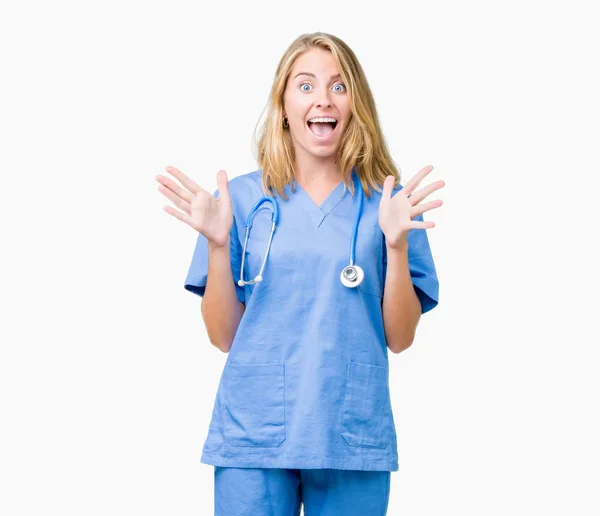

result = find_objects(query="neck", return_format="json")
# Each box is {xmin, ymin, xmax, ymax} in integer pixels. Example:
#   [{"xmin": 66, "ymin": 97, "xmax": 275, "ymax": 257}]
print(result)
[{"xmin": 293, "ymin": 154, "xmax": 344, "ymax": 186}]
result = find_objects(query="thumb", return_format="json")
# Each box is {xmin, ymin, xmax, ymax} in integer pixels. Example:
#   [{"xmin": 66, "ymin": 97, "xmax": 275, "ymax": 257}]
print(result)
[
  {"xmin": 381, "ymin": 175, "xmax": 395, "ymax": 202},
  {"xmin": 216, "ymin": 169, "xmax": 230, "ymax": 200}
]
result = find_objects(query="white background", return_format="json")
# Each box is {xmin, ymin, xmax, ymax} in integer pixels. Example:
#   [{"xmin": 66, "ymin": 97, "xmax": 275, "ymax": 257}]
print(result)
[{"xmin": 1, "ymin": 0, "xmax": 599, "ymax": 514}]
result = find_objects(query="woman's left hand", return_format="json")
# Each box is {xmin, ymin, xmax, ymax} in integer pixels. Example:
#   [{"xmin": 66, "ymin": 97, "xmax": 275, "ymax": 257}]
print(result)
[{"xmin": 378, "ymin": 165, "xmax": 445, "ymax": 249}]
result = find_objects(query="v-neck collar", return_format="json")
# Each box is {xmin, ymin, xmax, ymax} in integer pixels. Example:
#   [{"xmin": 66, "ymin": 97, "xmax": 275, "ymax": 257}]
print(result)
[{"xmin": 288, "ymin": 168, "xmax": 357, "ymax": 227}]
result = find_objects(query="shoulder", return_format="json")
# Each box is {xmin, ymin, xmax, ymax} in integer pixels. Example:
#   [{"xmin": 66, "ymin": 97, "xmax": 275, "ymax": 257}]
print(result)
[
  {"xmin": 228, "ymin": 168, "xmax": 263, "ymax": 188},
  {"xmin": 215, "ymin": 168, "xmax": 263, "ymax": 198},
  {"xmin": 224, "ymin": 169, "xmax": 269, "ymax": 221},
  {"xmin": 226, "ymin": 169, "xmax": 264, "ymax": 198}
]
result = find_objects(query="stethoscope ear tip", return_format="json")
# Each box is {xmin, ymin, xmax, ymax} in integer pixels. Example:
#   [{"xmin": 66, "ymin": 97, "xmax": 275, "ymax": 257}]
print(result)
[{"xmin": 256, "ymin": 275, "xmax": 263, "ymax": 282}]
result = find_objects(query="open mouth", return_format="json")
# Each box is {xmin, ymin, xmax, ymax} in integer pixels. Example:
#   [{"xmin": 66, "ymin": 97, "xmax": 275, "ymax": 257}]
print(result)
[{"xmin": 307, "ymin": 118, "xmax": 338, "ymax": 139}]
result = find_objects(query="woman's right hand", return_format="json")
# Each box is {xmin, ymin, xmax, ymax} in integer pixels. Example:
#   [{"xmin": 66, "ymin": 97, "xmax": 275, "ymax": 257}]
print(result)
[{"xmin": 156, "ymin": 166, "xmax": 233, "ymax": 248}]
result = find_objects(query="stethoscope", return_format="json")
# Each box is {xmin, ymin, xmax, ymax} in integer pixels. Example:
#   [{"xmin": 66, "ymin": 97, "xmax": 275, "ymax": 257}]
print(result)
[{"xmin": 238, "ymin": 169, "xmax": 364, "ymax": 288}]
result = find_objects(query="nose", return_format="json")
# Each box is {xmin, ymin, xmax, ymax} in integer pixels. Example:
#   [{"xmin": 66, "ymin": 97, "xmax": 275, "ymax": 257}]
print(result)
[{"xmin": 316, "ymin": 89, "xmax": 332, "ymax": 108}]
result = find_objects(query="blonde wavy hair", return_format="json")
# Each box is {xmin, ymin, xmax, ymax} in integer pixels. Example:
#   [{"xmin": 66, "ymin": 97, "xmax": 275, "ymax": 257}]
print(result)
[{"xmin": 252, "ymin": 32, "xmax": 401, "ymax": 200}]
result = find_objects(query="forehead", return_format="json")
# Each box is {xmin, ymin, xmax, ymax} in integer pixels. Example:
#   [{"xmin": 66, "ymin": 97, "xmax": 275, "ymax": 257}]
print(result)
[{"xmin": 290, "ymin": 47, "xmax": 340, "ymax": 76}]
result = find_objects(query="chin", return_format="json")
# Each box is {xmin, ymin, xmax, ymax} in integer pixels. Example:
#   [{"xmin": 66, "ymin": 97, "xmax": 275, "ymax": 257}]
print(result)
[{"xmin": 306, "ymin": 146, "xmax": 339, "ymax": 160}]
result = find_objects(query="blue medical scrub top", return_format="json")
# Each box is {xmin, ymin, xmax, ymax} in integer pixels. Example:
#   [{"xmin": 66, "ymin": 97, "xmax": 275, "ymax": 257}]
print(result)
[{"xmin": 184, "ymin": 168, "xmax": 439, "ymax": 472}]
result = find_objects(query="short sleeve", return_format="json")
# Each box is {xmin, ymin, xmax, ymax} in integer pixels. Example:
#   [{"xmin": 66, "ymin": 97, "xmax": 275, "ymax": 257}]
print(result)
[
  {"xmin": 383, "ymin": 213, "xmax": 439, "ymax": 314},
  {"xmin": 183, "ymin": 189, "xmax": 245, "ymax": 304}
]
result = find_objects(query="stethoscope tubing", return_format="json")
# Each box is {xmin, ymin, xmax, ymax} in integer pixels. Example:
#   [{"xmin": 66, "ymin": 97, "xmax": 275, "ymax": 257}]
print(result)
[{"xmin": 349, "ymin": 170, "xmax": 363, "ymax": 266}]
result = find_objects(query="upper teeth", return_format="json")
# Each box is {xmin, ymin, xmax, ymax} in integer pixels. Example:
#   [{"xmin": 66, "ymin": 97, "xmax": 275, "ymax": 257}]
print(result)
[{"xmin": 308, "ymin": 117, "xmax": 337, "ymax": 123}]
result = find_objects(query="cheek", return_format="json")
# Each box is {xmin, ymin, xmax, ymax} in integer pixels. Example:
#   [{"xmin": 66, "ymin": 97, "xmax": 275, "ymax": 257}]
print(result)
[{"xmin": 285, "ymin": 92, "xmax": 310, "ymax": 116}]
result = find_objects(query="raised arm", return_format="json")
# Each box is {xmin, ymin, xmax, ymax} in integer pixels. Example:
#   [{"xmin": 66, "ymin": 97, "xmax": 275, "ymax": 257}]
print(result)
[{"xmin": 157, "ymin": 166, "xmax": 245, "ymax": 353}]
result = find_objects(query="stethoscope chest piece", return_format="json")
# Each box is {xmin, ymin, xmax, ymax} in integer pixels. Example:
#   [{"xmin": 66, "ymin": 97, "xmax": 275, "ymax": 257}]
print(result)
[{"xmin": 340, "ymin": 264, "xmax": 364, "ymax": 288}]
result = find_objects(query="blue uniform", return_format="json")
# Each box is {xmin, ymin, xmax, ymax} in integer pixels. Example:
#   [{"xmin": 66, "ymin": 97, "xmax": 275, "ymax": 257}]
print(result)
[
  {"xmin": 214, "ymin": 467, "xmax": 391, "ymax": 515},
  {"xmin": 184, "ymin": 168, "xmax": 439, "ymax": 473}
]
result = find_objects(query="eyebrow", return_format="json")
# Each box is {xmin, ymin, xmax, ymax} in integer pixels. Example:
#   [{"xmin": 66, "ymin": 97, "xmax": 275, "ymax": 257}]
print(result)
[{"xmin": 293, "ymin": 72, "xmax": 342, "ymax": 80}]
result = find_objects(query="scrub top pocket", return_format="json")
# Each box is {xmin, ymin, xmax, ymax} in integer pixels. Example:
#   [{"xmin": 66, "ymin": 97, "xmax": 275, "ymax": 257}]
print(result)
[
  {"xmin": 357, "ymin": 272, "xmax": 383, "ymax": 299},
  {"xmin": 222, "ymin": 363, "xmax": 286, "ymax": 447},
  {"xmin": 341, "ymin": 362, "xmax": 392, "ymax": 449}
]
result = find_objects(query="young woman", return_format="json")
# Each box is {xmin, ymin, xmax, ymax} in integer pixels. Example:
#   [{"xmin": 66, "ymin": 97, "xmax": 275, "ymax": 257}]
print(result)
[{"xmin": 156, "ymin": 32, "xmax": 444, "ymax": 516}]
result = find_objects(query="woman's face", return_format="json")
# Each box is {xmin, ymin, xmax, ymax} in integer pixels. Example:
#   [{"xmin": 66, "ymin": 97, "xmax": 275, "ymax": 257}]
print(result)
[{"xmin": 282, "ymin": 47, "xmax": 351, "ymax": 161}]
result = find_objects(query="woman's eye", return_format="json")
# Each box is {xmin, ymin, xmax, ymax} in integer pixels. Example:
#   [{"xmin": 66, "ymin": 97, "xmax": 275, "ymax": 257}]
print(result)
[{"xmin": 299, "ymin": 82, "xmax": 346, "ymax": 93}]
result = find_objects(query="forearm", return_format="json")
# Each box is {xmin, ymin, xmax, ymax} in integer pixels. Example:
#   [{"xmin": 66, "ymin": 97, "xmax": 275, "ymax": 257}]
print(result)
[
  {"xmin": 382, "ymin": 242, "xmax": 421, "ymax": 353},
  {"xmin": 201, "ymin": 237, "xmax": 244, "ymax": 353}
]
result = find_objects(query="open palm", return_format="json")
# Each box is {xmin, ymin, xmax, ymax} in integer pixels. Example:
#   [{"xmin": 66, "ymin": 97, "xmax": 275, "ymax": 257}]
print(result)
[
  {"xmin": 378, "ymin": 165, "xmax": 445, "ymax": 248},
  {"xmin": 156, "ymin": 167, "xmax": 233, "ymax": 247}
]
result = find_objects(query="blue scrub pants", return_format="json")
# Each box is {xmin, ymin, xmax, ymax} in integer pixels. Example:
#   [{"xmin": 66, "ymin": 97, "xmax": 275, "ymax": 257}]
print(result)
[{"xmin": 214, "ymin": 467, "xmax": 391, "ymax": 515}]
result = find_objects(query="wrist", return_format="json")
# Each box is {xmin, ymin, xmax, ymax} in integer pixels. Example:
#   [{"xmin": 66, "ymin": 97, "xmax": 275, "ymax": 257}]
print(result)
[
  {"xmin": 208, "ymin": 236, "xmax": 230, "ymax": 252},
  {"xmin": 386, "ymin": 236, "xmax": 409, "ymax": 254}
]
